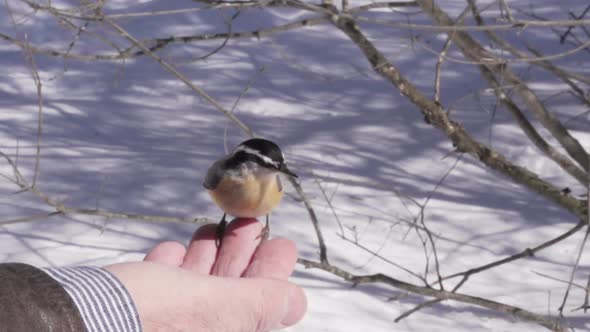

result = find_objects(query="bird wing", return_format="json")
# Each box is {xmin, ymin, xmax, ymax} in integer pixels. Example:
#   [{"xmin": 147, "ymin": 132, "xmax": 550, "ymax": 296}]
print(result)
[{"xmin": 203, "ymin": 158, "xmax": 227, "ymax": 190}]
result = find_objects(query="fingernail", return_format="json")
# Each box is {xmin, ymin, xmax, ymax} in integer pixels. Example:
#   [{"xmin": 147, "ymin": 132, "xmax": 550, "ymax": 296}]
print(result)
[{"xmin": 280, "ymin": 286, "xmax": 307, "ymax": 327}]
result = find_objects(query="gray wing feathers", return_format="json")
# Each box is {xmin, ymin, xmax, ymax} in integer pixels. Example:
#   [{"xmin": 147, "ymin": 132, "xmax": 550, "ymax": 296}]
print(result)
[{"xmin": 203, "ymin": 158, "xmax": 226, "ymax": 189}]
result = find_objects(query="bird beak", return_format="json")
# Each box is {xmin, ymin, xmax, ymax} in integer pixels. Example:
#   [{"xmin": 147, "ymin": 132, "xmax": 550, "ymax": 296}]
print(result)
[{"xmin": 279, "ymin": 164, "xmax": 298, "ymax": 178}]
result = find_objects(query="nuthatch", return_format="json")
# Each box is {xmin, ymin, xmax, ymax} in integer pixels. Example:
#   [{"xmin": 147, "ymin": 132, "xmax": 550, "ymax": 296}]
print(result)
[{"xmin": 203, "ymin": 138, "xmax": 297, "ymax": 244}]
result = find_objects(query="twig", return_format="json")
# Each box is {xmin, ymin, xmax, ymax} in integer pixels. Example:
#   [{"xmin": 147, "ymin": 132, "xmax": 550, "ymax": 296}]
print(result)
[
  {"xmin": 498, "ymin": 0, "xmax": 514, "ymax": 22},
  {"xmin": 19, "ymin": 0, "xmax": 279, "ymax": 21},
  {"xmin": 108, "ymin": 5, "xmax": 222, "ymax": 19},
  {"xmin": 5, "ymin": 0, "xmax": 43, "ymax": 189},
  {"xmin": 514, "ymin": 7, "xmax": 590, "ymax": 54},
  {"xmin": 130, "ymin": 16, "xmax": 326, "ymax": 57},
  {"xmin": 315, "ymin": 178, "xmax": 345, "ymax": 237},
  {"xmin": 583, "ymin": 274, "xmax": 590, "ymax": 312},
  {"xmin": 479, "ymin": 59, "xmax": 588, "ymax": 185},
  {"xmin": 190, "ymin": 10, "xmax": 240, "ymax": 62},
  {"xmin": 417, "ymin": 37, "xmax": 590, "ymax": 65},
  {"xmin": 558, "ymin": 226, "xmax": 589, "ymax": 315},
  {"xmin": 0, "ymin": 150, "xmax": 213, "ymax": 225},
  {"xmin": 395, "ymin": 274, "xmax": 468, "ymax": 322},
  {"xmin": 468, "ymin": 1, "xmax": 590, "ymax": 94},
  {"xmin": 24, "ymin": 36, "xmax": 43, "ymax": 189},
  {"xmin": 559, "ymin": 178, "xmax": 590, "ymax": 315},
  {"xmin": 103, "ymin": 18, "xmax": 254, "ymax": 137},
  {"xmin": 417, "ymin": 153, "xmax": 464, "ymax": 288},
  {"xmin": 390, "ymin": 208, "xmax": 587, "ymax": 320},
  {"xmin": 339, "ymin": 235, "xmax": 426, "ymax": 284},
  {"xmin": 419, "ymin": 0, "xmax": 589, "ymax": 172},
  {"xmin": 394, "ymin": 297, "xmax": 439, "ymax": 322},
  {"xmin": 462, "ymin": 1, "xmax": 589, "ymax": 186},
  {"xmin": 432, "ymin": 4, "xmax": 470, "ymax": 104},
  {"xmin": 0, "ymin": 17, "xmax": 328, "ymax": 61},
  {"xmin": 298, "ymin": 258, "xmax": 566, "ymax": 332},
  {"xmin": 224, "ymin": 66, "xmax": 266, "ymax": 154},
  {"xmin": 560, "ymin": 4, "xmax": 590, "ymax": 44},
  {"xmin": 0, "ymin": 212, "xmax": 62, "ymax": 226},
  {"xmin": 352, "ymin": 15, "xmax": 590, "ymax": 31},
  {"xmin": 291, "ymin": 176, "xmax": 329, "ymax": 264},
  {"xmin": 532, "ymin": 271, "xmax": 588, "ymax": 291},
  {"xmin": 329, "ymin": 14, "xmax": 587, "ymax": 220},
  {"xmin": 524, "ymin": 44, "xmax": 590, "ymax": 100},
  {"xmin": 433, "ymin": 35, "xmax": 453, "ymax": 104},
  {"xmin": 586, "ymin": 183, "xmax": 590, "ymax": 312},
  {"xmin": 348, "ymin": 1, "xmax": 418, "ymax": 14},
  {"xmin": 441, "ymin": 219, "xmax": 586, "ymax": 284}
]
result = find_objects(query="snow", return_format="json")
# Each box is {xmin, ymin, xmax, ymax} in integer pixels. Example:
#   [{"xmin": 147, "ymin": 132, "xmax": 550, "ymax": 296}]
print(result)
[{"xmin": 1, "ymin": 0, "xmax": 589, "ymax": 331}]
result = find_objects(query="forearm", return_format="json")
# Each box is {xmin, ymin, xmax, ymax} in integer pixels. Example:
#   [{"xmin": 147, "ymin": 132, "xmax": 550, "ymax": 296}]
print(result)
[
  {"xmin": 0, "ymin": 263, "xmax": 142, "ymax": 332},
  {"xmin": 0, "ymin": 263, "xmax": 86, "ymax": 332}
]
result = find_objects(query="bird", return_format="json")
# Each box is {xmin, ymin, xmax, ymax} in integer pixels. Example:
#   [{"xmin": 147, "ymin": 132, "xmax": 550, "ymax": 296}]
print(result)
[{"xmin": 203, "ymin": 138, "xmax": 297, "ymax": 245}]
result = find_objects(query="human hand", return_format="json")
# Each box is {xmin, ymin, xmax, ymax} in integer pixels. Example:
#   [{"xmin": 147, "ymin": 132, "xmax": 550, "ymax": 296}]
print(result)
[{"xmin": 105, "ymin": 218, "xmax": 307, "ymax": 332}]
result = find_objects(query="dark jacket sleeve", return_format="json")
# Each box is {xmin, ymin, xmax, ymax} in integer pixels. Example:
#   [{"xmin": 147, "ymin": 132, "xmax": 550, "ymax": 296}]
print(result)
[{"xmin": 0, "ymin": 263, "xmax": 86, "ymax": 332}]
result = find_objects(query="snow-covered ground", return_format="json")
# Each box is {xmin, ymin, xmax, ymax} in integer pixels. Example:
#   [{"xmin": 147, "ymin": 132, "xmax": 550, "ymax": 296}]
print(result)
[{"xmin": 1, "ymin": 0, "xmax": 589, "ymax": 331}]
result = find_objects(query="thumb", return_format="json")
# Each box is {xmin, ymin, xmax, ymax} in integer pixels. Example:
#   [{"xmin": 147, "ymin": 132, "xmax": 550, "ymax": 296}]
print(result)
[{"xmin": 105, "ymin": 262, "xmax": 307, "ymax": 332}]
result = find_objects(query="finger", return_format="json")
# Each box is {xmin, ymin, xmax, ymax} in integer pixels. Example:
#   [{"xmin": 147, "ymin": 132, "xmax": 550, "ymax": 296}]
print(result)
[
  {"xmin": 143, "ymin": 241, "xmax": 186, "ymax": 266},
  {"xmin": 243, "ymin": 237, "xmax": 298, "ymax": 279},
  {"xmin": 180, "ymin": 223, "xmax": 218, "ymax": 274},
  {"xmin": 209, "ymin": 278, "xmax": 307, "ymax": 331},
  {"xmin": 211, "ymin": 218, "xmax": 263, "ymax": 277}
]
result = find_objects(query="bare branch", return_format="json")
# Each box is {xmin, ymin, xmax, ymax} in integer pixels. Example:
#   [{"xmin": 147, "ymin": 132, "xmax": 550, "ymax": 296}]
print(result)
[
  {"xmin": 433, "ymin": 35, "xmax": 452, "ymax": 104},
  {"xmin": 532, "ymin": 271, "xmax": 589, "ymax": 292},
  {"xmin": 189, "ymin": 10, "xmax": 240, "ymax": 62},
  {"xmin": 558, "ymin": 227, "xmax": 589, "ymax": 315},
  {"xmin": 418, "ymin": 0, "xmax": 589, "ymax": 172},
  {"xmin": 27, "ymin": 44, "xmax": 42, "ymax": 189},
  {"xmin": 463, "ymin": 1, "xmax": 589, "ymax": 185},
  {"xmin": 5, "ymin": 0, "xmax": 43, "ymax": 189},
  {"xmin": 0, "ymin": 150, "xmax": 213, "ymax": 225},
  {"xmin": 560, "ymin": 4, "xmax": 590, "ymax": 44},
  {"xmin": 1, "ymin": 17, "xmax": 327, "ymax": 61},
  {"xmin": 475, "ymin": 56, "xmax": 589, "ymax": 185},
  {"xmin": 353, "ymin": 15, "xmax": 590, "ymax": 32},
  {"xmin": 315, "ymin": 178, "xmax": 345, "ymax": 237},
  {"xmin": 441, "ymin": 219, "xmax": 586, "ymax": 284},
  {"xmin": 103, "ymin": 18, "xmax": 254, "ymax": 137},
  {"xmin": 416, "ymin": 153, "xmax": 464, "ymax": 288},
  {"xmin": 498, "ymin": 0, "xmax": 514, "ymax": 22},
  {"xmin": 329, "ymin": 14, "xmax": 587, "ymax": 219},
  {"xmin": 108, "ymin": 5, "xmax": 224, "ymax": 19},
  {"xmin": 583, "ymin": 274, "xmax": 590, "ymax": 312},
  {"xmin": 291, "ymin": 176, "xmax": 329, "ymax": 264},
  {"xmin": 0, "ymin": 211, "xmax": 62, "ymax": 226},
  {"xmin": 432, "ymin": 4, "xmax": 471, "ymax": 104},
  {"xmin": 418, "ymin": 37, "xmax": 590, "ymax": 66},
  {"xmin": 468, "ymin": 2, "xmax": 590, "ymax": 93},
  {"xmin": 224, "ymin": 66, "xmax": 266, "ymax": 154},
  {"xmin": 339, "ymin": 230, "xmax": 426, "ymax": 284},
  {"xmin": 348, "ymin": 1, "xmax": 418, "ymax": 14},
  {"xmin": 298, "ymin": 258, "xmax": 566, "ymax": 332}
]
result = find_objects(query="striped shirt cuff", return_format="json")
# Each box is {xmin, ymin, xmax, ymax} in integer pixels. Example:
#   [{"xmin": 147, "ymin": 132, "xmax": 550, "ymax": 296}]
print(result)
[{"xmin": 43, "ymin": 266, "xmax": 142, "ymax": 332}]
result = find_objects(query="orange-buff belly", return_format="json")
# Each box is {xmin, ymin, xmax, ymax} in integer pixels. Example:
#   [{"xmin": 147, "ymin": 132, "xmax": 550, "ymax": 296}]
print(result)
[{"xmin": 208, "ymin": 173, "xmax": 283, "ymax": 218}]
